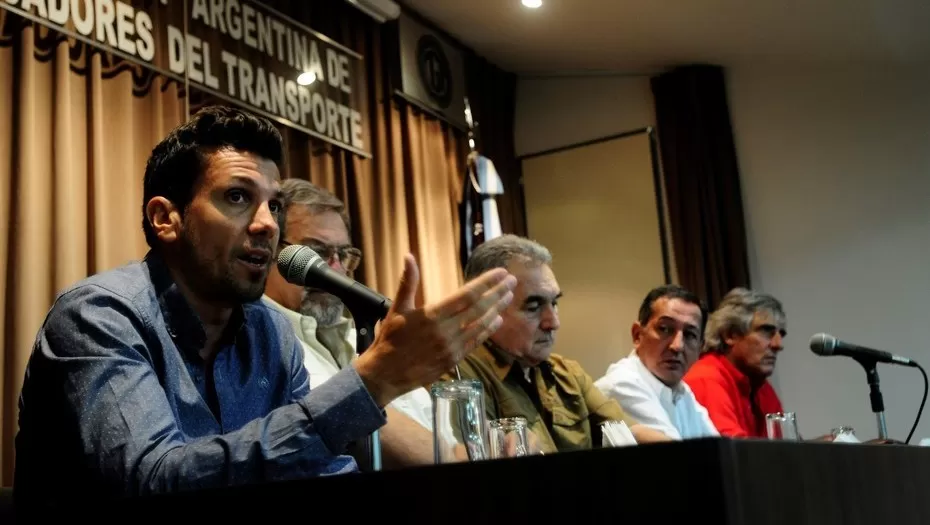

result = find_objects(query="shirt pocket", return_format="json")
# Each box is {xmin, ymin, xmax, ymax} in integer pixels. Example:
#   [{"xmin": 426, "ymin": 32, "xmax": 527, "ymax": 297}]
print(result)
[{"xmin": 550, "ymin": 404, "xmax": 587, "ymax": 428}]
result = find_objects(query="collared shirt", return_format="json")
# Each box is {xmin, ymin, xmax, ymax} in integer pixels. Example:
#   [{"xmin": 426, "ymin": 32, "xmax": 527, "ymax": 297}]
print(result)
[
  {"xmin": 260, "ymin": 296, "xmax": 357, "ymax": 390},
  {"xmin": 14, "ymin": 252, "xmax": 386, "ymax": 510},
  {"xmin": 594, "ymin": 350, "xmax": 718, "ymax": 440},
  {"xmin": 683, "ymin": 352, "xmax": 784, "ymax": 438},
  {"xmin": 450, "ymin": 343, "xmax": 637, "ymax": 454},
  {"xmin": 262, "ymin": 295, "xmax": 433, "ymax": 430}
]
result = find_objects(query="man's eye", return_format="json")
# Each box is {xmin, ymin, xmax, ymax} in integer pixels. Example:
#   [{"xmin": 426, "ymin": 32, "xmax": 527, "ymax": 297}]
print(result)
[
  {"xmin": 525, "ymin": 302, "xmax": 541, "ymax": 312},
  {"xmin": 308, "ymin": 243, "xmax": 329, "ymax": 254},
  {"xmin": 227, "ymin": 189, "xmax": 248, "ymax": 204},
  {"xmin": 269, "ymin": 200, "xmax": 283, "ymax": 213},
  {"xmin": 658, "ymin": 324, "xmax": 674, "ymax": 335}
]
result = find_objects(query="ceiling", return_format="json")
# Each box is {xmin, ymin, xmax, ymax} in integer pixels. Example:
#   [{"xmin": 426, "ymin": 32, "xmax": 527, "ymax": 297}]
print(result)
[{"xmin": 400, "ymin": 0, "xmax": 930, "ymax": 75}]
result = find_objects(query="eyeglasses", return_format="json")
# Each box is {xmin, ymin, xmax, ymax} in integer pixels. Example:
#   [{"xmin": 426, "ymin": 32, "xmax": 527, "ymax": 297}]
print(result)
[{"xmin": 280, "ymin": 240, "xmax": 362, "ymax": 273}]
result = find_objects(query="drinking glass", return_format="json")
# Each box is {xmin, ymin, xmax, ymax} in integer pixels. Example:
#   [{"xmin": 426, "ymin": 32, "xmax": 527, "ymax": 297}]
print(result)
[
  {"xmin": 431, "ymin": 379, "xmax": 489, "ymax": 463},
  {"xmin": 765, "ymin": 412, "xmax": 800, "ymax": 440},
  {"xmin": 488, "ymin": 417, "xmax": 529, "ymax": 459}
]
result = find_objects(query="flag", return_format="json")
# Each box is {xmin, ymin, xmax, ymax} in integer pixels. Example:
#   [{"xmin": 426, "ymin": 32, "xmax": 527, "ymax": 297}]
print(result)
[{"xmin": 459, "ymin": 151, "xmax": 504, "ymax": 269}]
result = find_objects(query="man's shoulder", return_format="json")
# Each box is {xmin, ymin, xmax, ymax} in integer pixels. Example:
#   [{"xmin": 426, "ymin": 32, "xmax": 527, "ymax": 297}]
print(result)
[
  {"xmin": 595, "ymin": 353, "xmax": 649, "ymax": 392},
  {"xmin": 461, "ymin": 344, "xmax": 500, "ymax": 368},
  {"xmin": 446, "ymin": 347, "xmax": 504, "ymax": 386},
  {"xmin": 50, "ymin": 260, "xmax": 152, "ymax": 314},
  {"xmin": 684, "ymin": 353, "xmax": 727, "ymax": 381},
  {"xmin": 32, "ymin": 261, "xmax": 156, "ymax": 361},
  {"xmin": 596, "ymin": 354, "xmax": 638, "ymax": 380},
  {"xmin": 682, "ymin": 355, "xmax": 734, "ymax": 399},
  {"xmin": 454, "ymin": 352, "xmax": 486, "ymax": 378},
  {"xmin": 547, "ymin": 353, "xmax": 592, "ymax": 377}
]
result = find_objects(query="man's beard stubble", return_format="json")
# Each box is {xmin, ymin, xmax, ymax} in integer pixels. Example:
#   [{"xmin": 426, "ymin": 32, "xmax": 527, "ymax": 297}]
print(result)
[
  {"xmin": 300, "ymin": 289, "xmax": 345, "ymax": 327},
  {"xmin": 178, "ymin": 223, "xmax": 268, "ymax": 305}
]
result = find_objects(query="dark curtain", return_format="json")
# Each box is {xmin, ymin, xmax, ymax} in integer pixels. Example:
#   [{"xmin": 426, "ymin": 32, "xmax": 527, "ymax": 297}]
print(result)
[
  {"xmin": 651, "ymin": 65, "xmax": 751, "ymax": 308},
  {"xmin": 464, "ymin": 53, "xmax": 526, "ymax": 238}
]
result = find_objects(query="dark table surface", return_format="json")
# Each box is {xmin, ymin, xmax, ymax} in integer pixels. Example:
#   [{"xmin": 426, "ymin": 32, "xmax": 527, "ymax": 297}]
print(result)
[{"xmin": 21, "ymin": 438, "xmax": 930, "ymax": 524}]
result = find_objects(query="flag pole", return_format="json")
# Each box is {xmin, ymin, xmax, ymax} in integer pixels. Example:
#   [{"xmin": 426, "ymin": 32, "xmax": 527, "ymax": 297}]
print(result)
[{"xmin": 455, "ymin": 97, "xmax": 480, "ymax": 381}]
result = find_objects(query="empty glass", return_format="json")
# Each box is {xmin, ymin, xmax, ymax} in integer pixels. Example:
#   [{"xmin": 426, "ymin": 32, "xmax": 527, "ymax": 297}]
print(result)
[
  {"xmin": 431, "ymin": 379, "xmax": 489, "ymax": 463},
  {"xmin": 488, "ymin": 417, "xmax": 529, "ymax": 459},
  {"xmin": 766, "ymin": 412, "xmax": 800, "ymax": 440}
]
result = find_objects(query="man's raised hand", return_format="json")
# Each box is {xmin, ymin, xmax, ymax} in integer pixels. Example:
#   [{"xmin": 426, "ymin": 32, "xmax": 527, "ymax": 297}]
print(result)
[{"xmin": 353, "ymin": 254, "xmax": 516, "ymax": 407}]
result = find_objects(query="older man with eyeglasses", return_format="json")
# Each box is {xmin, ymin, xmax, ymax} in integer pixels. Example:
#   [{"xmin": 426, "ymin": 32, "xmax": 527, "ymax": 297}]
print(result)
[{"xmin": 263, "ymin": 178, "xmax": 437, "ymax": 468}]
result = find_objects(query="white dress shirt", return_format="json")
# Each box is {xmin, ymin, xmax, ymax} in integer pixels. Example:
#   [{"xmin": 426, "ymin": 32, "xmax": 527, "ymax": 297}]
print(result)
[
  {"xmin": 595, "ymin": 350, "xmax": 718, "ymax": 440},
  {"xmin": 262, "ymin": 295, "xmax": 434, "ymax": 431}
]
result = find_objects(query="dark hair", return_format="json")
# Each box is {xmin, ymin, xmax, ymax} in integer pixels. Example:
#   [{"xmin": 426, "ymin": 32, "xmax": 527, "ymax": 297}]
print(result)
[
  {"xmin": 141, "ymin": 105, "xmax": 285, "ymax": 248},
  {"xmin": 637, "ymin": 284, "xmax": 708, "ymax": 334}
]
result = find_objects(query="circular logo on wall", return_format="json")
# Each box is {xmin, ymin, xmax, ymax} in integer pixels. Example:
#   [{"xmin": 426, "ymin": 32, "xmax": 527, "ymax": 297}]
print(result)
[{"xmin": 416, "ymin": 34, "xmax": 453, "ymax": 109}]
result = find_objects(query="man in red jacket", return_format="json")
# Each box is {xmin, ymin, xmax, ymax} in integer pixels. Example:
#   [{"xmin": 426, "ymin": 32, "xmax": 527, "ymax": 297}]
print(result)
[{"xmin": 683, "ymin": 288, "xmax": 786, "ymax": 438}]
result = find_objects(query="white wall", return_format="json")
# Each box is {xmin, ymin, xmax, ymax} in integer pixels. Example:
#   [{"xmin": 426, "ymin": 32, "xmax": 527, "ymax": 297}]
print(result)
[
  {"xmin": 515, "ymin": 67, "xmax": 930, "ymax": 443},
  {"xmin": 728, "ymin": 65, "xmax": 930, "ymax": 441},
  {"xmin": 514, "ymin": 74, "xmax": 678, "ymax": 376},
  {"xmin": 515, "ymin": 74, "xmax": 677, "ymax": 376},
  {"xmin": 522, "ymin": 134, "xmax": 667, "ymax": 377},
  {"xmin": 515, "ymin": 75, "xmax": 654, "ymax": 156}
]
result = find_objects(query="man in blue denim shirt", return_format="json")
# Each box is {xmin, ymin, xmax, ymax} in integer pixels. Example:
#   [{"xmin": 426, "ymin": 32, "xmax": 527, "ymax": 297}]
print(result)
[{"xmin": 14, "ymin": 106, "xmax": 516, "ymax": 510}]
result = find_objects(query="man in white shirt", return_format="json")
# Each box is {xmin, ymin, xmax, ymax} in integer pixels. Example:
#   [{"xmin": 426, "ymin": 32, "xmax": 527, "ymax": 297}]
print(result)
[
  {"xmin": 263, "ymin": 178, "xmax": 435, "ymax": 466},
  {"xmin": 595, "ymin": 285, "xmax": 718, "ymax": 440}
]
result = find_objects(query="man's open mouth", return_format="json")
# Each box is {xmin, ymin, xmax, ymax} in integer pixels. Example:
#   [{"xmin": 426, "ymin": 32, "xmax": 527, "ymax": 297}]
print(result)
[{"xmin": 238, "ymin": 250, "xmax": 270, "ymax": 268}]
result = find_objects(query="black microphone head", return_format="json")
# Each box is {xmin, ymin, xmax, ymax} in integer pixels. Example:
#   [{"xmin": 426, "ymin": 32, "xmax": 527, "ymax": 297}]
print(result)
[
  {"xmin": 810, "ymin": 333, "xmax": 838, "ymax": 356},
  {"xmin": 277, "ymin": 244, "xmax": 325, "ymax": 285}
]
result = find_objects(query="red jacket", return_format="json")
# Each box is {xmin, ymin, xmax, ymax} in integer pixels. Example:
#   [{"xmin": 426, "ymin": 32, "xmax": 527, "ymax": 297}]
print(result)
[{"xmin": 683, "ymin": 352, "xmax": 783, "ymax": 438}]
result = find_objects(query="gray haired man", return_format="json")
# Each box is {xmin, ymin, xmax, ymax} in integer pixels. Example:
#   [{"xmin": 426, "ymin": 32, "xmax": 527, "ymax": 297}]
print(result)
[
  {"xmin": 682, "ymin": 288, "xmax": 787, "ymax": 437},
  {"xmin": 443, "ymin": 234, "xmax": 670, "ymax": 454}
]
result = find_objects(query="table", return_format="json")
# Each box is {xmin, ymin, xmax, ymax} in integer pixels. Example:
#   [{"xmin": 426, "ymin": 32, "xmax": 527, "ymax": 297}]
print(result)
[{"xmin": 58, "ymin": 438, "xmax": 930, "ymax": 523}]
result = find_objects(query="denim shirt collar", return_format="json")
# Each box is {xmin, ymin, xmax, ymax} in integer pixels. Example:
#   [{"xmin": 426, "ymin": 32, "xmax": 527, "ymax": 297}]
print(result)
[{"xmin": 144, "ymin": 251, "xmax": 246, "ymax": 360}]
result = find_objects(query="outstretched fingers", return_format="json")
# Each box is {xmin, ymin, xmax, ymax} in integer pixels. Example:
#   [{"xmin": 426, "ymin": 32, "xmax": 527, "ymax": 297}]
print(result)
[
  {"xmin": 451, "ymin": 288, "xmax": 514, "ymax": 356},
  {"xmin": 429, "ymin": 268, "xmax": 514, "ymax": 319}
]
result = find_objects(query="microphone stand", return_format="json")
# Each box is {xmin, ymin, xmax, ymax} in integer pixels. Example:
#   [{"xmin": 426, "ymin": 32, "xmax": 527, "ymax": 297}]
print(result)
[
  {"xmin": 855, "ymin": 357, "xmax": 889, "ymax": 440},
  {"xmin": 354, "ymin": 312, "xmax": 382, "ymax": 472}
]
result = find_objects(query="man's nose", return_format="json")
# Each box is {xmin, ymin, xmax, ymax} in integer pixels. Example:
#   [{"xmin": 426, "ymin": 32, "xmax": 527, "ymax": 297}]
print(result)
[
  {"xmin": 541, "ymin": 306, "xmax": 560, "ymax": 331},
  {"xmin": 327, "ymin": 256, "xmax": 346, "ymax": 275},
  {"xmin": 668, "ymin": 331, "xmax": 685, "ymax": 353},
  {"xmin": 249, "ymin": 202, "xmax": 279, "ymax": 238},
  {"xmin": 770, "ymin": 332, "xmax": 784, "ymax": 352}
]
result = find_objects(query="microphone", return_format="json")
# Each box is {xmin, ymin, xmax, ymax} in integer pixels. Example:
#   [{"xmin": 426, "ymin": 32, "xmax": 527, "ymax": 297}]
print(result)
[
  {"xmin": 811, "ymin": 332, "xmax": 929, "ymax": 445},
  {"xmin": 810, "ymin": 333, "xmax": 916, "ymax": 367},
  {"xmin": 276, "ymin": 244, "xmax": 392, "ymax": 319}
]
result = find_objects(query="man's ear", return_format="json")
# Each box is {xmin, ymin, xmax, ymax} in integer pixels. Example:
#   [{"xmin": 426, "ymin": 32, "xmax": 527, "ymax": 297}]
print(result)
[
  {"xmin": 145, "ymin": 197, "xmax": 182, "ymax": 245},
  {"xmin": 723, "ymin": 328, "xmax": 740, "ymax": 348},
  {"xmin": 631, "ymin": 321, "xmax": 644, "ymax": 346}
]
